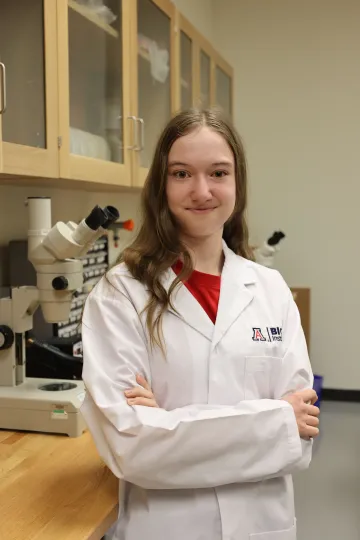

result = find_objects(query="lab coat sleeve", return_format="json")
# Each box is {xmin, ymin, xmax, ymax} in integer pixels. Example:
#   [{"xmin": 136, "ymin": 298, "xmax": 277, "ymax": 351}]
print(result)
[
  {"xmin": 81, "ymin": 276, "xmax": 305, "ymax": 490},
  {"xmin": 273, "ymin": 277, "xmax": 315, "ymax": 473}
]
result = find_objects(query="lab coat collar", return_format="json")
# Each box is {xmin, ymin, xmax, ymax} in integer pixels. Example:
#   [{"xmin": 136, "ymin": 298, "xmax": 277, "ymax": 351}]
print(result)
[
  {"xmin": 162, "ymin": 240, "xmax": 257, "ymax": 344},
  {"xmin": 162, "ymin": 268, "xmax": 215, "ymax": 341},
  {"xmin": 213, "ymin": 241, "xmax": 256, "ymax": 348}
]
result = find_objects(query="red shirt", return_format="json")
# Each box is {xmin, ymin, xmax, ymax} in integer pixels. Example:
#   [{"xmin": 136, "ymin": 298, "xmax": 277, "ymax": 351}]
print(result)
[{"xmin": 172, "ymin": 262, "xmax": 221, "ymax": 324}]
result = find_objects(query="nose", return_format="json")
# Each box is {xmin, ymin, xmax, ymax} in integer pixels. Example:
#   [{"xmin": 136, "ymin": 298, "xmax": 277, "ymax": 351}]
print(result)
[{"xmin": 191, "ymin": 174, "xmax": 212, "ymax": 202}]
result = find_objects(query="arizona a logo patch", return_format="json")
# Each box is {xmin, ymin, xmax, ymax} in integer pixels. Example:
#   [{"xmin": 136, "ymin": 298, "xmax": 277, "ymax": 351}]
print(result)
[{"xmin": 252, "ymin": 328, "xmax": 267, "ymax": 341}]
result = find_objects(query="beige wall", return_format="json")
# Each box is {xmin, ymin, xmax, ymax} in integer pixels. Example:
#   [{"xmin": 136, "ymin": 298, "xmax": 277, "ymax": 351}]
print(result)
[{"xmin": 212, "ymin": 0, "xmax": 360, "ymax": 389}]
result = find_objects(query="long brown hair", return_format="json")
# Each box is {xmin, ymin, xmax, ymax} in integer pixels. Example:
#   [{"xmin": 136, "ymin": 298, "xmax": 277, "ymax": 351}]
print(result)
[{"xmin": 118, "ymin": 108, "xmax": 253, "ymax": 351}]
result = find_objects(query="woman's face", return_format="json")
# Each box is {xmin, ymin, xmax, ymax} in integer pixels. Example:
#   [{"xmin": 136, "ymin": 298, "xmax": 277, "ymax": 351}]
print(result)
[{"xmin": 166, "ymin": 127, "xmax": 236, "ymax": 241}]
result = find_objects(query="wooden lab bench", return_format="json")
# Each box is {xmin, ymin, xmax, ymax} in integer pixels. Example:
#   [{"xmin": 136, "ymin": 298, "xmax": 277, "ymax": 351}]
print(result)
[{"xmin": 0, "ymin": 430, "xmax": 118, "ymax": 540}]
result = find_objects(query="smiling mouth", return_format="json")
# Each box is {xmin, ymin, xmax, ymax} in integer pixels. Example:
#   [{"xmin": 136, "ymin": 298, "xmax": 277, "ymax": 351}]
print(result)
[{"xmin": 187, "ymin": 207, "xmax": 217, "ymax": 213}]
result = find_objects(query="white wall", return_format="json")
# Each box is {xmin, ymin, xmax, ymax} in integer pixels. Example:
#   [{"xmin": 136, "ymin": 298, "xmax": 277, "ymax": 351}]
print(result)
[{"xmin": 212, "ymin": 0, "xmax": 360, "ymax": 389}]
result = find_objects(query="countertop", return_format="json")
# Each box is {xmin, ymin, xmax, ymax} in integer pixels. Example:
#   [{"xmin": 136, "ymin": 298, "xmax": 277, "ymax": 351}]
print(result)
[{"xmin": 0, "ymin": 430, "xmax": 119, "ymax": 540}]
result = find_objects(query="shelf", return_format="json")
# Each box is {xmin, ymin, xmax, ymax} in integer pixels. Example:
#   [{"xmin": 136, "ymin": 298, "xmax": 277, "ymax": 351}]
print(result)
[{"xmin": 68, "ymin": 0, "xmax": 119, "ymax": 39}]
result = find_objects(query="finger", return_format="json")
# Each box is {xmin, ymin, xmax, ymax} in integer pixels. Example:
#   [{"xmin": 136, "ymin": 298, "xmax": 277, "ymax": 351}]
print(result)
[
  {"xmin": 136, "ymin": 373, "xmax": 151, "ymax": 391},
  {"xmin": 306, "ymin": 415, "xmax": 320, "ymax": 428},
  {"xmin": 127, "ymin": 397, "xmax": 158, "ymax": 408},
  {"xmin": 306, "ymin": 404, "xmax": 320, "ymax": 417},
  {"xmin": 125, "ymin": 387, "xmax": 154, "ymax": 399},
  {"xmin": 306, "ymin": 426, "xmax": 320, "ymax": 438},
  {"xmin": 298, "ymin": 388, "xmax": 318, "ymax": 403}
]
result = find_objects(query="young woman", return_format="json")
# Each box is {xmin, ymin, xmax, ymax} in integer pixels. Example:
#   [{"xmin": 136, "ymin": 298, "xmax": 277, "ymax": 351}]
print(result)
[{"xmin": 81, "ymin": 109, "xmax": 319, "ymax": 540}]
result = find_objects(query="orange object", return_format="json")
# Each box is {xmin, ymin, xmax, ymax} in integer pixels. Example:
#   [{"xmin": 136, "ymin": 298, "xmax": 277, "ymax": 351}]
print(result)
[{"xmin": 121, "ymin": 219, "xmax": 134, "ymax": 231}]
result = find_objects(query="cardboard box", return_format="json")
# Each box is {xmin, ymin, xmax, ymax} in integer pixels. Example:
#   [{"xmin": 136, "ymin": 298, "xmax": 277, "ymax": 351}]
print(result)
[{"xmin": 290, "ymin": 288, "xmax": 310, "ymax": 351}]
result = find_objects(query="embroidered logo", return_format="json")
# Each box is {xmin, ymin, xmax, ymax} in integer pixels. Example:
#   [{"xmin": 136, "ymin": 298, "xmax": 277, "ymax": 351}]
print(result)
[
  {"xmin": 252, "ymin": 328, "xmax": 267, "ymax": 341},
  {"xmin": 252, "ymin": 327, "xmax": 283, "ymax": 342},
  {"xmin": 268, "ymin": 327, "xmax": 283, "ymax": 342}
]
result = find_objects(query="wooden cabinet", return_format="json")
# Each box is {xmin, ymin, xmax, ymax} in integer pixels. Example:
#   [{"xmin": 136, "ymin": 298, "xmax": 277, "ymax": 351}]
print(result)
[
  {"xmin": 213, "ymin": 51, "xmax": 233, "ymax": 119},
  {"xmin": 0, "ymin": 0, "xmax": 59, "ymax": 178},
  {"xmin": 0, "ymin": 1, "xmax": 233, "ymax": 189},
  {"xmin": 57, "ymin": 0, "xmax": 133, "ymax": 187},
  {"xmin": 175, "ymin": 13, "xmax": 234, "ymax": 117},
  {"xmin": 58, "ymin": 0, "xmax": 176, "ymax": 189},
  {"xmin": 176, "ymin": 13, "xmax": 196, "ymax": 111},
  {"xmin": 129, "ymin": 0, "xmax": 176, "ymax": 188},
  {"xmin": 198, "ymin": 42, "xmax": 213, "ymax": 109}
]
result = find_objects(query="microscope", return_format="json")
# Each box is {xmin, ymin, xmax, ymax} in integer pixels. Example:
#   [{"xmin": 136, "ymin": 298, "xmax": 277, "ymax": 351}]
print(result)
[
  {"xmin": 0, "ymin": 197, "xmax": 119, "ymax": 437},
  {"xmin": 254, "ymin": 231, "xmax": 286, "ymax": 268}
]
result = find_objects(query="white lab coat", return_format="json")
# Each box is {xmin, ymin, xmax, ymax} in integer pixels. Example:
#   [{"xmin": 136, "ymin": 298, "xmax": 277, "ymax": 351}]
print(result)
[{"xmin": 81, "ymin": 241, "xmax": 313, "ymax": 540}]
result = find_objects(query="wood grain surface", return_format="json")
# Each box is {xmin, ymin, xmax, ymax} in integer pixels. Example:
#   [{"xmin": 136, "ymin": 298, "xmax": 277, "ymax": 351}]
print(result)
[{"xmin": 0, "ymin": 430, "xmax": 118, "ymax": 540}]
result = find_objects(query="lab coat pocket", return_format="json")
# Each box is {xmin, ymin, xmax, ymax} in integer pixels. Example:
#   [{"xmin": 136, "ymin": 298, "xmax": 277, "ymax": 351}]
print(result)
[
  {"xmin": 249, "ymin": 520, "xmax": 296, "ymax": 539},
  {"xmin": 244, "ymin": 356, "xmax": 282, "ymax": 400}
]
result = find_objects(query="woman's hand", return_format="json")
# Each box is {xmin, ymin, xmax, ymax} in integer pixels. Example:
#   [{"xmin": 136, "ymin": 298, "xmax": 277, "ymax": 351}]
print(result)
[
  {"xmin": 125, "ymin": 374, "xmax": 159, "ymax": 408},
  {"xmin": 282, "ymin": 388, "xmax": 320, "ymax": 440}
]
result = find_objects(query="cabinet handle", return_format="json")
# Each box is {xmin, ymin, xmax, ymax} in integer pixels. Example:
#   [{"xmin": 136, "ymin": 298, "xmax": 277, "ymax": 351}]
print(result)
[
  {"xmin": 136, "ymin": 118, "xmax": 145, "ymax": 152},
  {"xmin": 0, "ymin": 63, "xmax": 6, "ymax": 114},
  {"xmin": 127, "ymin": 116, "xmax": 138, "ymax": 150}
]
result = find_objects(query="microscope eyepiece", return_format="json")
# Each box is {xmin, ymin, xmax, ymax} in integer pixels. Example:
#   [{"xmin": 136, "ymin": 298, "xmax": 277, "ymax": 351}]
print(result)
[
  {"xmin": 267, "ymin": 231, "xmax": 285, "ymax": 246},
  {"xmin": 84, "ymin": 206, "xmax": 107, "ymax": 231},
  {"xmin": 84, "ymin": 205, "xmax": 120, "ymax": 231},
  {"xmin": 102, "ymin": 206, "xmax": 120, "ymax": 229}
]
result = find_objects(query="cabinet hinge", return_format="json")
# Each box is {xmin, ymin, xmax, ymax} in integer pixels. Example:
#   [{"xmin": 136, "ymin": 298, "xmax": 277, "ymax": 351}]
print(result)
[{"xmin": 57, "ymin": 136, "xmax": 62, "ymax": 149}]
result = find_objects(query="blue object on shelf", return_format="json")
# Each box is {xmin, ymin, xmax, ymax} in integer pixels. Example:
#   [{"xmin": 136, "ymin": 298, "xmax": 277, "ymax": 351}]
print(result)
[{"xmin": 313, "ymin": 375, "xmax": 323, "ymax": 407}]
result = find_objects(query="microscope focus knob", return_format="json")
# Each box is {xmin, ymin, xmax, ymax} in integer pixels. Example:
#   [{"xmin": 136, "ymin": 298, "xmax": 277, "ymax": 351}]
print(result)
[
  {"xmin": 0, "ymin": 325, "xmax": 14, "ymax": 350},
  {"xmin": 52, "ymin": 276, "xmax": 69, "ymax": 291}
]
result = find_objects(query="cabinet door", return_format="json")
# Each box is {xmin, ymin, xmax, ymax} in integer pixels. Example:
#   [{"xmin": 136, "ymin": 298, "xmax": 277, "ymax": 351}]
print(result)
[
  {"xmin": 57, "ymin": 0, "xmax": 132, "ymax": 187},
  {"xmin": 0, "ymin": 0, "xmax": 58, "ymax": 177},
  {"xmin": 0, "ymin": 103, "xmax": 3, "ymax": 172},
  {"xmin": 176, "ymin": 14, "xmax": 196, "ymax": 111},
  {"xmin": 215, "ymin": 56, "xmax": 233, "ymax": 118},
  {"xmin": 193, "ymin": 32, "xmax": 214, "ymax": 110},
  {"xmin": 180, "ymin": 32, "xmax": 193, "ymax": 109},
  {"xmin": 131, "ymin": 0, "xmax": 175, "ymax": 187},
  {"xmin": 200, "ymin": 50, "xmax": 212, "ymax": 109}
]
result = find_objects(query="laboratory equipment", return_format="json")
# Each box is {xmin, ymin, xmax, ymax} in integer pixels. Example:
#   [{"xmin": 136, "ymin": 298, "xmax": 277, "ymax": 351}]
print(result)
[
  {"xmin": 8, "ymin": 218, "xmax": 134, "ymax": 382},
  {"xmin": 108, "ymin": 218, "xmax": 134, "ymax": 248},
  {"xmin": 254, "ymin": 231, "xmax": 286, "ymax": 268},
  {"xmin": 0, "ymin": 197, "xmax": 119, "ymax": 437}
]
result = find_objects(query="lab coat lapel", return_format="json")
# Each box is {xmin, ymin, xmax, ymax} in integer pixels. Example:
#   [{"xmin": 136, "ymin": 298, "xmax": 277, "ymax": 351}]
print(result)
[
  {"xmin": 212, "ymin": 242, "xmax": 257, "ymax": 349},
  {"xmin": 162, "ymin": 268, "xmax": 214, "ymax": 341}
]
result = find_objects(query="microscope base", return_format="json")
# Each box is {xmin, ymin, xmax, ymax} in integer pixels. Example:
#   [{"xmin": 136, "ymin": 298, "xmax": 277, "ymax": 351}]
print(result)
[{"xmin": 0, "ymin": 378, "xmax": 86, "ymax": 437}]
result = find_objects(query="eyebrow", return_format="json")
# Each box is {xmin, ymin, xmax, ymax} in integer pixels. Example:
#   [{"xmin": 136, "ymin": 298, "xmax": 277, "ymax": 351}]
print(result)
[{"xmin": 168, "ymin": 161, "xmax": 233, "ymax": 168}]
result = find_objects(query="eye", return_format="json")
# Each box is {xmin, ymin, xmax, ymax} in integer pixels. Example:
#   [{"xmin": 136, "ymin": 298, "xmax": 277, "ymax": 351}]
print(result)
[
  {"xmin": 172, "ymin": 170, "xmax": 190, "ymax": 179},
  {"xmin": 212, "ymin": 170, "xmax": 228, "ymax": 178}
]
